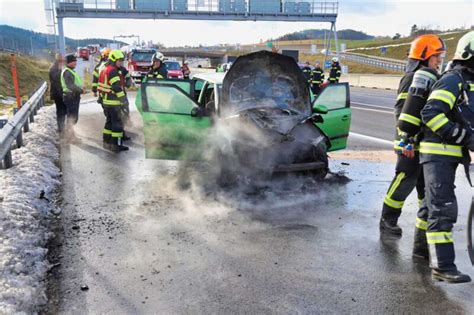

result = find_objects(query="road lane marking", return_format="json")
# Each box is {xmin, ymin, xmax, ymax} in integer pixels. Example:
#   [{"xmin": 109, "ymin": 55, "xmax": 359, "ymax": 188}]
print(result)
[
  {"xmin": 352, "ymin": 102, "xmax": 393, "ymax": 110},
  {"xmin": 352, "ymin": 105, "xmax": 394, "ymax": 114},
  {"xmin": 349, "ymin": 132, "xmax": 393, "ymax": 147}
]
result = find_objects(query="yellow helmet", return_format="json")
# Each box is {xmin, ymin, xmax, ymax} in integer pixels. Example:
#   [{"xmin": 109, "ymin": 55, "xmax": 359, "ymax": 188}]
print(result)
[
  {"xmin": 101, "ymin": 47, "xmax": 112, "ymax": 58},
  {"xmin": 109, "ymin": 50, "xmax": 125, "ymax": 62}
]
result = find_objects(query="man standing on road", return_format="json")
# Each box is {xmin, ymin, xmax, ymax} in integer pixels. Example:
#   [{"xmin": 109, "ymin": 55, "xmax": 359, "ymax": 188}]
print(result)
[
  {"xmin": 61, "ymin": 54, "xmax": 84, "ymax": 143},
  {"xmin": 328, "ymin": 57, "xmax": 341, "ymax": 84},
  {"xmin": 311, "ymin": 61, "xmax": 325, "ymax": 96},
  {"xmin": 301, "ymin": 61, "xmax": 313, "ymax": 90},
  {"xmin": 182, "ymin": 60, "xmax": 191, "ymax": 79},
  {"xmin": 380, "ymin": 35, "xmax": 446, "ymax": 237},
  {"xmin": 146, "ymin": 52, "xmax": 168, "ymax": 81},
  {"xmin": 98, "ymin": 50, "xmax": 129, "ymax": 152},
  {"xmin": 49, "ymin": 54, "xmax": 66, "ymax": 134},
  {"xmin": 418, "ymin": 31, "xmax": 474, "ymax": 283}
]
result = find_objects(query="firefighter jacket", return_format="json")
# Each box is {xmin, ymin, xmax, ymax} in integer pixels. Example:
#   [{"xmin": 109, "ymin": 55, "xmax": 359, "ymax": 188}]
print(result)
[
  {"xmin": 146, "ymin": 65, "xmax": 168, "ymax": 80},
  {"xmin": 397, "ymin": 67, "xmax": 440, "ymax": 143},
  {"xmin": 97, "ymin": 64, "xmax": 128, "ymax": 106},
  {"xmin": 92, "ymin": 59, "xmax": 107, "ymax": 93},
  {"xmin": 61, "ymin": 66, "xmax": 83, "ymax": 96},
  {"xmin": 420, "ymin": 65, "xmax": 474, "ymax": 164},
  {"xmin": 302, "ymin": 66, "xmax": 312, "ymax": 83},
  {"xmin": 311, "ymin": 67, "xmax": 324, "ymax": 85},
  {"xmin": 329, "ymin": 63, "xmax": 341, "ymax": 83}
]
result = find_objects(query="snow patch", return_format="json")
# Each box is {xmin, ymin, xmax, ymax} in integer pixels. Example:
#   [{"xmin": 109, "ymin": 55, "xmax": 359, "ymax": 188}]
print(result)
[{"xmin": 0, "ymin": 106, "xmax": 60, "ymax": 314}]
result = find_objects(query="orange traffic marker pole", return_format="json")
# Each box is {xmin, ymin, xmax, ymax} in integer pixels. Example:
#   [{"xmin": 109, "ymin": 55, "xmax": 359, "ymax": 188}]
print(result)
[{"xmin": 11, "ymin": 54, "xmax": 21, "ymax": 108}]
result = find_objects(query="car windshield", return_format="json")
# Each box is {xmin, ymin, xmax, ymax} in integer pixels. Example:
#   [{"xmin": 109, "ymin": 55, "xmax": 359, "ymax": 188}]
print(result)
[
  {"xmin": 225, "ymin": 73, "xmax": 306, "ymax": 115},
  {"xmin": 165, "ymin": 62, "xmax": 181, "ymax": 70},
  {"xmin": 132, "ymin": 52, "xmax": 155, "ymax": 62}
]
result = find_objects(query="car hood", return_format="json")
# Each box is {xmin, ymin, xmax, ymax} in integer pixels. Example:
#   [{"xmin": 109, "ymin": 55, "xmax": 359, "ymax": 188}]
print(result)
[{"xmin": 220, "ymin": 51, "xmax": 311, "ymax": 118}]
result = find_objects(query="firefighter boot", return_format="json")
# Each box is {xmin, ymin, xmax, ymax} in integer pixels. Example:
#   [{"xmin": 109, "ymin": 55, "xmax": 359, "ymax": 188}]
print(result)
[
  {"xmin": 432, "ymin": 269, "xmax": 471, "ymax": 283},
  {"xmin": 412, "ymin": 228, "xmax": 429, "ymax": 260},
  {"xmin": 379, "ymin": 218, "xmax": 402, "ymax": 236}
]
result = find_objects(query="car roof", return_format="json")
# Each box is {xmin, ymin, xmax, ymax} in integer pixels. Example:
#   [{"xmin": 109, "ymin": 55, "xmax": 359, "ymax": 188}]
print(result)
[{"xmin": 192, "ymin": 72, "xmax": 225, "ymax": 84}]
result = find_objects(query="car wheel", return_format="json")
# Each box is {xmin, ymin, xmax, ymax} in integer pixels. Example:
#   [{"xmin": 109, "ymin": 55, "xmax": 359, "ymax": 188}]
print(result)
[{"xmin": 309, "ymin": 146, "xmax": 329, "ymax": 181}]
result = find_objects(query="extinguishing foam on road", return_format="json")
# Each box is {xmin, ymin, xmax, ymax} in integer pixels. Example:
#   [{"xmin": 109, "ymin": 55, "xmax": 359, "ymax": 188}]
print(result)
[{"xmin": 0, "ymin": 105, "xmax": 60, "ymax": 313}]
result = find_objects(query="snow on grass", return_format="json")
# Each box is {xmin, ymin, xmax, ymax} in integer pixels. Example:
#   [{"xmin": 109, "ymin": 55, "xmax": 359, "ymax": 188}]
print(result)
[{"xmin": 0, "ymin": 105, "xmax": 60, "ymax": 314}]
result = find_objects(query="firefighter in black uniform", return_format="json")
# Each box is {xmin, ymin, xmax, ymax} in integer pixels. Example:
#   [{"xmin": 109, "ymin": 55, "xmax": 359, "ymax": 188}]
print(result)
[
  {"xmin": 98, "ymin": 50, "xmax": 129, "ymax": 152},
  {"xmin": 118, "ymin": 65, "xmax": 132, "ymax": 141},
  {"xmin": 311, "ymin": 61, "xmax": 325, "ymax": 95},
  {"xmin": 301, "ymin": 61, "xmax": 312, "ymax": 90},
  {"xmin": 419, "ymin": 31, "xmax": 474, "ymax": 283},
  {"xmin": 146, "ymin": 52, "xmax": 168, "ymax": 81},
  {"xmin": 380, "ymin": 35, "xmax": 446, "ymax": 236},
  {"xmin": 328, "ymin": 57, "xmax": 341, "ymax": 84}
]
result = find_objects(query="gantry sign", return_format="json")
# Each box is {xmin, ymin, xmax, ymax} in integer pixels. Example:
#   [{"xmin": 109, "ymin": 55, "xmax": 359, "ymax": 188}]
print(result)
[{"xmin": 55, "ymin": 0, "xmax": 339, "ymax": 58}]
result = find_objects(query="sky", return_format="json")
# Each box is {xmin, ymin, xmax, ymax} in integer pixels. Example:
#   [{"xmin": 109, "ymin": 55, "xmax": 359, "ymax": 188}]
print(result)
[{"xmin": 0, "ymin": 0, "xmax": 472, "ymax": 47}]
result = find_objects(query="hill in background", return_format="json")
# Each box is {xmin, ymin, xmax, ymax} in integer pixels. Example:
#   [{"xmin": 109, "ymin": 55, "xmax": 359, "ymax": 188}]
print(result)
[
  {"xmin": 274, "ymin": 29, "xmax": 376, "ymax": 41},
  {"xmin": 0, "ymin": 25, "xmax": 126, "ymax": 57}
]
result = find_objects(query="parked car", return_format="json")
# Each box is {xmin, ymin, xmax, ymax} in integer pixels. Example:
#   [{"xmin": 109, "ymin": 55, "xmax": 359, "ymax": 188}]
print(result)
[
  {"xmin": 77, "ymin": 47, "xmax": 90, "ymax": 61},
  {"xmin": 164, "ymin": 60, "xmax": 184, "ymax": 79},
  {"xmin": 136, "ymin": 51, "xmax": 351, "ymax": 181}
]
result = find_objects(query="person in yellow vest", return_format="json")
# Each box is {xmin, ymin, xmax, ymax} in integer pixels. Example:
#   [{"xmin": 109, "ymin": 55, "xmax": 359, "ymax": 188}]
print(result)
[{"xmin": 61, "ymin": 54, "xmax": 84, "ymax": 143}]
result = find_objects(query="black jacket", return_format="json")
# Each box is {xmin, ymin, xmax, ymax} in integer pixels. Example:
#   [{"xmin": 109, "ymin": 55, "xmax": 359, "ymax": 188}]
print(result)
[
  {"xmin": 420, "ymin": 65, "xmax": 474, "ymax": 163},
  {"xmin": 49, "ymin": 62, "xmax": 62, "ymax": 101},
  {"xmin": 329, "ymin": 63, "xmax": 341, "ymax": 83},
  {"xmin": 147, "ymin": 65, "xmax": 168, "ymax": 79}
]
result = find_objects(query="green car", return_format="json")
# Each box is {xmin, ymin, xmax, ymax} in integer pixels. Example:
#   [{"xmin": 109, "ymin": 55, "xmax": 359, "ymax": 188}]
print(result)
[{"xmin": 136, "ymin": 51, "xmax": 351, "ymax": 179}]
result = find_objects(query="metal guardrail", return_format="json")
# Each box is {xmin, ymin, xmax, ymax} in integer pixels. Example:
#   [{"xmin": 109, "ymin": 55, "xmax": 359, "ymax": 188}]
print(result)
[
  {"xmin": 0, "ymin": 82, "xmax": 48, "ymax": 169},
  {"xmin": 338, "ymin": 53, "xmax": 406, "ymax": 72}
]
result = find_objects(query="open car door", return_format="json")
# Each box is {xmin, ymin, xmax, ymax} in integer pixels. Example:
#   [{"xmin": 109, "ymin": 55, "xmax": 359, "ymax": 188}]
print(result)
[
  {"xmin": 136, "ymin": 79, "xmax": 211, "ymax": 160},
  {"xmin": 313, "ymin": 83, "xmax": 351, "ymax": 151}
]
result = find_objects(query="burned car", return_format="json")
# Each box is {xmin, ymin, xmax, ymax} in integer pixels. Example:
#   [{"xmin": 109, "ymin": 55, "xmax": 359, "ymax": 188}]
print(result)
[{"xmin": 136, "ymin": 51, "xmax": 351, "ymax": 180}]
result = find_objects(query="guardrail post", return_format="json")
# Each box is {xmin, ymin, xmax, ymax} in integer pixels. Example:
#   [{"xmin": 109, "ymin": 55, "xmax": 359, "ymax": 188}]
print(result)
[
  {"xmin": 16, "ymin": 130, "xmax": 23, "ymax": 148},
  {"xmin": 2, "ymin": 150, "xmax": 13, "ymax": 169},
  {"xmin": 29, "ymin": 110, "xmax": 35, "ymax": 123},
  {"xmin": 0, "ymin": 119, "xmax": 7, "ymax": 129},
  {"xmin": 23, "ymin": 118, "xmax": 29, "ymax": 133}
]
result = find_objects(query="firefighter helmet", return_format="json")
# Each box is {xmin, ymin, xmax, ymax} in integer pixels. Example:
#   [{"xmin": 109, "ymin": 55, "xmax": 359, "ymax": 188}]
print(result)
[
  {"xmin": 152, "ymin": 52, "xmax": 165, "ymax": 64},
  {"xmin": 109, "ymin": 50, "xmax": 125, "ymax": 62},
  {"xmin": 453, "ymin": 31, "xmax": 474, "ymax": 61},
  {"xmin": 408, "ymin": 34, "xmax": 446, "ymax": 61},
  {"xmin": 331, "ymin": 57, "xmax": 339, "ymax": 63},
  {"xmin": 101, "ymin": 47, "xmax": 112, "ymax": 58}
]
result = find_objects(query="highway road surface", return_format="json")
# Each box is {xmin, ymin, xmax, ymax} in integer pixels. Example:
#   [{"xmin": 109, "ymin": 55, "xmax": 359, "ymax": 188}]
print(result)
[{"xmin": 44, "ymin": 73, "xmax": 474, "ymax": 313}]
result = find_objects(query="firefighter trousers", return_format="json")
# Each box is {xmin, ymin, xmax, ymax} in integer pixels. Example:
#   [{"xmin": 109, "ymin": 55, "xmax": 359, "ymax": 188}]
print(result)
[
  {"xmin": 103, "ymin": 105, "xmax": 124, "ymax": 146},
  {"xmin": 423, "ymin": 161, "xmax": 459, "ymax": 271},
  {"xmin": 382, "ymin": 152, "xmax": 425, "ymax": 225}
]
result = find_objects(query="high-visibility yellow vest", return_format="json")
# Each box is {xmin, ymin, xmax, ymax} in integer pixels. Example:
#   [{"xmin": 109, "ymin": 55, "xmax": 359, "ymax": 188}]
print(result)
[{"xmin": 61, "ymin": 67, "xmax": 83, "ymax": 94}]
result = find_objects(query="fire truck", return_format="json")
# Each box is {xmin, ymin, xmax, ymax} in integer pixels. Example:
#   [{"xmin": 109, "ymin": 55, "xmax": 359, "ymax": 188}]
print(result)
[{"xmin": 127, "ymin": 48, "xmax": 156, "ymax": 83}]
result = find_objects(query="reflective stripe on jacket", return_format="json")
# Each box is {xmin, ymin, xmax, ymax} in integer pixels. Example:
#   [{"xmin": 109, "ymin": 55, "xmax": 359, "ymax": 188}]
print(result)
[{"xmin": 98, "ymin": 64, "xmax": 127, "ymax": 106}]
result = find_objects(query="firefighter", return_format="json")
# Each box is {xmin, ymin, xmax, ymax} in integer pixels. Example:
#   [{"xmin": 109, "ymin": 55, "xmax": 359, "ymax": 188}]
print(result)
[
  {"xmin": 418, "ymin": 31, "xmax": 474, "ymax": 283},
  {"xmin": 301, "ymin": 61, "xmax": 312, "ymax": 89},
  {"xmin": 98, "ymin": 50, "xmax": 129, "ymax": 152},
  {"xmin": 182, "ymin": 60, "xmax": 191, "ymax": 79},
  {"xmin": 328, "ymin": 57, "xmax": 341, "ymax": 84},
  {"xmin": 146, "ymin": 52, "xmax": 168, "ymax": 80},
  {"xmin": 380, "ymin": 35, "xmax": 446, "ymax": 237},
  {"xmin": 61, "ymin": 54, "xmax": 84, "ymax": 143},
  {"xmin": 311, "ymin": 61, "xmax": 325, "ymax": 95},
  {"xmin": 92, "ymin": 48, "xmax": 111, "ymax": 97}
]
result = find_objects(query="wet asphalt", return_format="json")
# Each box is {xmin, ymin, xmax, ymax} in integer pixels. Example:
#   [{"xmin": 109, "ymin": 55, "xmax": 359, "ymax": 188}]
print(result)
[{"xmin": 46, "ymin": 88, "xmax": 474, "ymax": 314}]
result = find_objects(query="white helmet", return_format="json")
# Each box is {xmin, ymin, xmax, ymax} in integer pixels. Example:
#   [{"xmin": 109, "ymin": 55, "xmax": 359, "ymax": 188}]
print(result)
[
  {"xmin": 152, "ymin": 52, "xmax": 165, "ymax": 63},
  {"xmin": 453, "ymin": 31, "xmax": 474, "ymax": 61},
  {"xmin": 183, "ymin": 60, "xmax": 189, "ymax": 65},
  {"xmin": 331, "ymin": 57, "xmax": 339, "ymax": 63}
]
